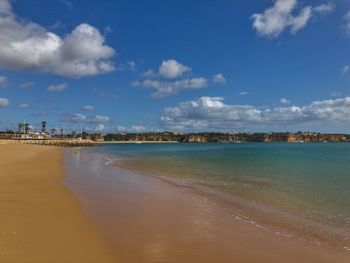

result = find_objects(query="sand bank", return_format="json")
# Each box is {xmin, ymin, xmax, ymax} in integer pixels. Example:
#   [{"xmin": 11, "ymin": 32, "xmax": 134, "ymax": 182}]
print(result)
[
  {"xmin": 0, "ymin": 143, "xmax": 115, "ymax": 263},
  {"xmin": 64, "ymin": 150, "xmax": 350, "ymax": 263}
]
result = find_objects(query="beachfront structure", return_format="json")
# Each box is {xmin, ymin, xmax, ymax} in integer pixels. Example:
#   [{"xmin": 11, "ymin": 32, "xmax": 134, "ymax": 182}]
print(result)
[{"xmin": 0, "ymin": 132, "xmax": 52, "ymax": 140}]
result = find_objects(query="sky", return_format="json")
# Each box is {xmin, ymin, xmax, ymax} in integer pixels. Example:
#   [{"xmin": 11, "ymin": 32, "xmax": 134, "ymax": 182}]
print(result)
[{"xmin": 1, "ymin": 0, "xmax": 350, "ymax": 133}]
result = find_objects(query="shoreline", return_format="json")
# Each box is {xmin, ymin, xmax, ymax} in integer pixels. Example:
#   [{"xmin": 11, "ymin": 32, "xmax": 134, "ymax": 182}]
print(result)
[
  {"xmin": 0, "ymin": 143, "xmax": 115, "ymax": 263},
  {"xmin": 99, "ymin": 140, "xmax": 179, "ymax": 144},
  {"xmin": 64, "ymin": 149, "xmax": 350, "ymax": 263},
  {"xmin": 114, "ymin": 158, "xmax": 350, "ymax": 252}
]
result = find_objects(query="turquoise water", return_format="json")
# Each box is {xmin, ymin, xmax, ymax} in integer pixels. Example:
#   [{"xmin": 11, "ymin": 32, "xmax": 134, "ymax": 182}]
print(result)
[{"xmin": 89, "ymin": 143, "xmax": 350, "ymax": 241}]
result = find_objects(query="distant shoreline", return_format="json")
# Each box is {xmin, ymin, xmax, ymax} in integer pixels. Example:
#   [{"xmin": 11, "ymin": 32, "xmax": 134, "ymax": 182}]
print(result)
[{"xmin": 99, "ymin": 140, "xmax": 179, "ymax": 144}]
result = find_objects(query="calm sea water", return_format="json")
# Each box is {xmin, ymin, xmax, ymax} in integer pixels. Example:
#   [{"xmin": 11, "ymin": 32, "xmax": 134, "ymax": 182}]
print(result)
[{"xmin": 88, "ymin": 142, "xmax": 350, "ymax": 245}]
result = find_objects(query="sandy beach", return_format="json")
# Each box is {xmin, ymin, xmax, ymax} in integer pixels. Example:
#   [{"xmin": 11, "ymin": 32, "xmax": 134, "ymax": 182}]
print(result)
[
  {"xmin": 1, "ymin": 142, "xmax": 349, "ymax": 263},
  {"xmin": 0, "ymin": 143, "xmax": 114, "ymax": 263}
]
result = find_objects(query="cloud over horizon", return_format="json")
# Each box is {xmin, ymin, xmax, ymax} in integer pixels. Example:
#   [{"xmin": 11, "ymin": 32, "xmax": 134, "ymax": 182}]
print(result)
[
  {"xmin": 62, "ymin": 113, "xmax": 110, "ymax": 124},
  {"xmin": 160, "ymin": 96, "xmax": 350, "ymax": 131}
]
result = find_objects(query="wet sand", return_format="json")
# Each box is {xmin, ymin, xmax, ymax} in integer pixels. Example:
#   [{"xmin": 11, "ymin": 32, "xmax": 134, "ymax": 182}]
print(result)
[
  {"xmin": 64, "ymin": 149, "xmax": 350, "ymax": 263},
  {"xmin": 0, "ymin": 143, "xmax": 115, "ymax": 263}
]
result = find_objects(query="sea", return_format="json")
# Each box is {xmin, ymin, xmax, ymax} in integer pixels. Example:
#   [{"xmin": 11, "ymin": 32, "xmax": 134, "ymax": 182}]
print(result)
[{"xmin": 83, "ymin": 142, "xmax": 350, "ymax": 251}]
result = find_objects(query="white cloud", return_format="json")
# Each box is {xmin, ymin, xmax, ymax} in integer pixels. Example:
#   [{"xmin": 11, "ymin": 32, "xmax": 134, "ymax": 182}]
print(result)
[
  {"xmin": 85, "ymin": 124, "xmax": 107, "ymax": 132},
  {"xmin": 143, "ymin": 69, "xmax": 157, "ymax": 78},
  {"xmin": 160, "ymin": 96, "xmax": 350, "ymax": 131},
  {"xmin": 238, "ymin": 91, "xmax": 249, "ymax": 96},
  {"xmin": 0, "ymin": 76, "xmax": 7, "ymax": 87},
  {"xmin": 158, "ymin": 59, "xmax": 191, "ymax": 79},
  {"xmin": 342, "ymin": 65, "xmax": 350, "ymax": 75},
  {"xmin": 17, "ymin": 103, "xmax": 31, "ymax": 109},
  {"xmin": 251, "ymin": 0, "xmax": 334, "ymax": 38},
  {"xmin": 65, "ymin": 113, "xmax": 86, "ymax": 123},
  {"xmin": 81, "ymin": 105, "xmax": 95, "ymax": 111},
  {"xmin": 0, "ymin": 0, "xmax": 11, "ymax": 14},
  {"xmin": 142, "ymin": 77, "xmax": 208, "ymax": 98},
  {"xmin": 131, "ymin": 125, "xmax": 146, "ymax": 132},
  {"xmin": 63, "ymin": 114, "xmax": 110, "ymax": 130},
  {"xmin": 130, "ymin": 80, "xmax": 141, "ymax": 87},
  {"xmin": 60, "ymin": 0, "xmax": 73, "ymax": 9},
  {"xmin": 344, "ymin": 11, "xmax": 350, "ymax": 34},
  {"xmin": 133, "ymin": 59, "xmax": 217, "ymax": 98},
  {"xmin": 280, "ymin": 98, "xmax": 291, "ymax": 104},
  {"xmin": 118, "ymin": 60, "xmax": 137, "ymax": 72},
  {"xmin": 47, "ymin": 83, "xmax": 67, "ymax": 92},
  {"xmin": 88, "ymin": 115, "xmax": 109, "ymax": 123},
  {"xmin": 0, "ymin": 97, "xmax": 9, "ymax": 107},
  {"xmin": 331, "ymin": 91, "xmax": 341, "ymax": 97},
  {"xmin": 20, "ymin": 81, "xmax": 34, "ymax": 89},
  {"xmin": 116, "ymin": 126, "xmax": 127, "ymax": 132},
  {"xmin": 0, "ymin": 0, "xmax": 115, "ymax": 78},
  {"xmin": 313, "ymin": 3, "xmax": 335, "ymax": 15},
  {"xmin": 212, "ymin": 73, "xmax": 226, "ymax": 84},
  {"xmin": 117, "ymin": 125, "xmax": 146, "ymax": 132}
]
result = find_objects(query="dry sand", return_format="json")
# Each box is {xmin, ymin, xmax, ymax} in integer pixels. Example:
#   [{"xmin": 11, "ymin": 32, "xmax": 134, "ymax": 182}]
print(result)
[{"xmin": 0, "ymin": 143, "xmax": 115, "ymax": 263}]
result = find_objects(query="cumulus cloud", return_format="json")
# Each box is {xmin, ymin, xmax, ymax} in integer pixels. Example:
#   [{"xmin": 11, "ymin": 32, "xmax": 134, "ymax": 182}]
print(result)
[
  {"xmin": 142, "ymin": 77, "xmax": 208, "ymax": 98},
  {"xmin": 20, "ymin": 81, "xmax": 34, "ymax": 89},
  {"xmin": 0, "ymin": 97, "xmax": 9, "ymax": 107},
  {"xmin": 343, "ymin": 11, "xmax": 350, "ymax": 34},
  {"xmin": 47, "ymin": 83, "xmax": 67, "ymax": 92},
  {"xmin": 160, "ymin": 96, "xmax": 350, "ymax": 131},
  {"xmin": 88, "ymin": 115, "xmax": 109, "ymax": 123},
  {"xmin": 63, "ymin": 113, "xmax": 110, "ymax": 124},
  {"xmin": 158, "ymin": 59, "xmax": 191, "ymax": 79},
  {"xmin": 85, "ymin": 124, "xmax": 107, "ymax": 132},
  {"xmin": 0, "ymin": 0, "xmax": 115, "ymax": 78},
  {"xmin": 81, "ymin": 105, "xmax": 95, "ymax": 111},
  {"xmin": 117, "ymin": 61, "xmax": 137, "ymax": 72},
  {"xmin": 0, "ymin": 76, "xmax": 7, "ymax": 87},
  {"xmin": 0, "ymin": 0, "xmax": 11, "ymax": 14},
  {"xmin": 130, "ymin": 80, "xmax": 141, "ymax": 87},
  {"xmin": 342, "ymin": 65, "xmax": 350, "ymax": 75},
  {"xmin": 280, "ymin": 98, "xmax": 291, "ymax": 104},
  {"xmin": 313, "ymin": 3, "xmax": 335, "ymax": 15},
  {"xmin": 143, "ymin": 69, "xmax": 157, "ymax": 78},
  {"xmin": 212, "ymin": 73, "xmax": 226, "ymax": 84},
  {"xmin": 133, "ymin": 59, "xmax": 214, "ymax": 98},
  {"xmin": 251, "ymin": 0, "xmax": 335, "ymax": 38},
  {"xmin": 17, "ymin": 103, "xmax": 31, "ymax": 109},
  {"xmin": 64, "ymin": 113, "xmax": 86, "ymax": 123}
]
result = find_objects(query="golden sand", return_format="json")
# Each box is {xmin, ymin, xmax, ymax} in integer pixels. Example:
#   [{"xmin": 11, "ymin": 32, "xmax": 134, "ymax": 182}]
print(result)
[
  {"xmin": 0, "ymin": 143, "xmax": 115, "ymax": 263},
  {"xmin": 1, "ymin": 142, "xmax": 349, "ymax": 263}
]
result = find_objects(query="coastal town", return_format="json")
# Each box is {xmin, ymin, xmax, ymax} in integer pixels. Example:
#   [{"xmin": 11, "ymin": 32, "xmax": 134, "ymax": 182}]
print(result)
[{"xmin": 0, "ymin": 121, "xmax": 349, "ymax": 144}]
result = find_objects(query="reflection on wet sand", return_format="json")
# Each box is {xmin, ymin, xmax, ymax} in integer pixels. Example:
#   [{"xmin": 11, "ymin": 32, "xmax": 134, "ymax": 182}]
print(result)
[{"xmin": 63, "ymin": 149, "xmax": 350, "ymax": 263}]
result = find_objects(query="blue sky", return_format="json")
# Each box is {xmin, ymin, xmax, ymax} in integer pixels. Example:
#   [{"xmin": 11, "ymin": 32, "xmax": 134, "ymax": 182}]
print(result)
[{"xmin": 1, "ymin": 0, "xmax": 350, "ymax": 133}]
